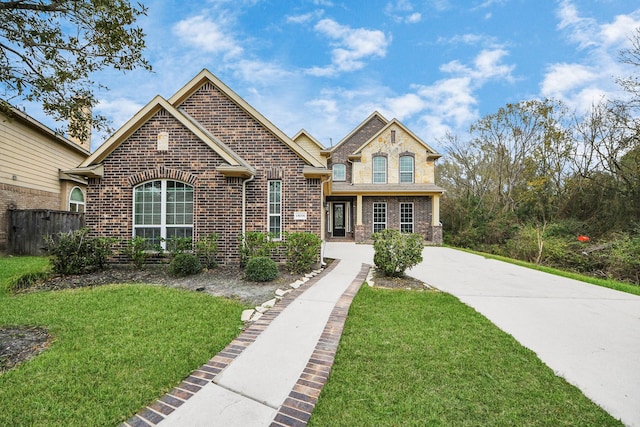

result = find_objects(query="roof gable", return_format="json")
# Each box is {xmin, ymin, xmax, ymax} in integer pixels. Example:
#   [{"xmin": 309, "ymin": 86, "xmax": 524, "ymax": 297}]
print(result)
[
  {"xmin": 80, "ymin": 96, "xmax": 254, "ymax": 174},
  {"xmin": 329, "ymin": 111, "xmax": 388, "ymax": 154},
  {"xmin": 169, "ymin": 69, "xmax": 324, "ymax": 168},
  {"xmin": 352, "ymin": 118, "xmax": 441, "ymax": 158}
]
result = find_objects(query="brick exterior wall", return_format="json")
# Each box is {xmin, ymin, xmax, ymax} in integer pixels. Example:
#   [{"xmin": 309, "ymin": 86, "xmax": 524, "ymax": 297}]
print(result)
[
  {"xmin": 0, "ymin": 183, "xmax": 60, "ymax": 251},
  {"xmin": 85, "ymin": 83, "xmax": 322, "ymax": 265},
  {"xmin": 327, "ymin": 116, "xmax": 386, "ymax": 182},
  {"xmin": 357, "ymin": 196, "xmax": 434, "ymax": 242}
]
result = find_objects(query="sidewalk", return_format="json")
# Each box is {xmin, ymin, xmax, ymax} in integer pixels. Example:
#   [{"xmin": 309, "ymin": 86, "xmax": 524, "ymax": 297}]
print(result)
[{"xmin": 121, "ymin": 242, "xmax": 373, "ymax": 427}]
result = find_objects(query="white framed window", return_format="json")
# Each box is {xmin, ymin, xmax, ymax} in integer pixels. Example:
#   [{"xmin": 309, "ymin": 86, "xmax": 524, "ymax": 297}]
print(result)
[
  {"xmin": 400, "ymin": 203, "xmax": 414, "ymax": 233},
  {"xmin": 133, "ymin": 180, "xmax": 193, "ymax": 249},
  {"xmin": 400, "ymin": 156, "xmax": 414, "ymax": 183},
  {"xmin": 332, "ymin": 164, "xmax": 346, "ymax": 181},
  {"xmin": 373, "ymin": 156, "xmax": 387, "ymax": 184},
  {"xmin": 268, "ymin": 180, "xmax": 282, "ymax": 239},
  {"xmin": 373, "ymin": 202, "xmax": 386, "ymax": 233},
  {"xmin": 69, "ymin": 187, "xmax": 85, "ymax": 213}
]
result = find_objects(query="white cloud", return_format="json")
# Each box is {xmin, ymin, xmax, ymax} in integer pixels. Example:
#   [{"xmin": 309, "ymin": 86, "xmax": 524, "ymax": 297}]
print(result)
[
  {"xmin": 173, "ymin": 14, "xmax": 243, "ymax": 58},
  {"xmin": 385, "ymin": 0, "xmax": 422, "ymax": 23},
  {"xmin": 307, "ymin": 19, "xmax": 391, "ymax": 76},
  {"xmin": 547, "ymin": 1, "xmax": 640, "ymax": 111},
  {"xmin": 286, "ymin": 10, "xmax": 324, "ymax": 24},
  {"xmin": 541, "ymin": 63, "xmax": 597, "ymax": 98}
]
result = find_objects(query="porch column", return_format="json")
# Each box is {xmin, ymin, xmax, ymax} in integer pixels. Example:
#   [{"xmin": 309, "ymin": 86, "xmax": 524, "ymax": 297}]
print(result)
[
  {"xmin": 431, "ymin": 194, "xmax": 440, "ymax": 226},
  {"xmin": 356, "ymin": 194, "xmax": 363, "ymax": 225}
]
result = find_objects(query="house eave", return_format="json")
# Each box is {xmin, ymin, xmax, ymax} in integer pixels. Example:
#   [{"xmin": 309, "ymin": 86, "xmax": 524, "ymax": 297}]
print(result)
[
  {"xmin": 58, "ymin": 170, "xmax": 88, "ymax": 185},
  {"xmin": 216, "ymin": 164, "xmax": 255, "ymax": 178},
  {"xmin": 62, "ymin": 164, "xmax": 104, "ymax": 178},
  {"xmin": 303, "ymin": 166, "xmax": 331, "ymax": 179},
  {"xmin": 330, "ymin": 183, "xmax": 445, "ymax": 196}
]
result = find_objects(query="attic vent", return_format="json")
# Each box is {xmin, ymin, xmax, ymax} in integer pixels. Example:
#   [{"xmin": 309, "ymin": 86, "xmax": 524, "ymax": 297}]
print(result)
[
  {"xmin": 157, "ymin": 132, "xmax": 169, "ymax": 151},
  {"xmin": 391, "ymin": 130, "xmax": 396, "ymax": 143}
]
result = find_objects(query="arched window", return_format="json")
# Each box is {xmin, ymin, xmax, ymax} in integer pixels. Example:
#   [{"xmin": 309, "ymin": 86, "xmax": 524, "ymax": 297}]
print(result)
[
  {"xmin": 133, "ymin": 180, "xmax": 193, "ymax": 249},
  {"xmin": 332, "ymin": 163, "xmax": 346, "ymax": 181},
  {"xmin": 400, "ymin": 155, "xmax": 414, "ymax": 183},
  {"xmin": 69, "ymin": 187, "xmax": 85, "ymax": 212},
  {"xmin": 372, "ymin": 156, "xmax": 387, "ymax": 184}
]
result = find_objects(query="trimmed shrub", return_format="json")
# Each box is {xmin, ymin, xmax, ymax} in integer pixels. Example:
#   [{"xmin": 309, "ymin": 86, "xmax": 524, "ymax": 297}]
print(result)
[
  {"xmin": 244, "ymin": 256, "xmax": 279, "ymax": 282},
  {"xmin": 239, "ymin": 232, "xmax": 278, "ymax": 266},
  {"xmin": 122, "ymin": 236, "xmax": 154, "ymax": 270},
  {"xmin": 195, "ymin": 233, "xmax": 219, "ymax": 269},
  {"xmin": 45, "ymin": 228, "xmax": 116, "ymax": 275},
  {"xmin": 373, "ymin": 229, "xmax": 423, "ymax": 277},
  {"xmin": 166, "ymin": 237, "xmax": 193, "ymax": 255},
  {"xmin": 169, "ymin": 253, "xmax": 202, "ymax": 277},
  {"xmin": 284, "ymin": 232, "xmax": 321, "ymax": 274}
]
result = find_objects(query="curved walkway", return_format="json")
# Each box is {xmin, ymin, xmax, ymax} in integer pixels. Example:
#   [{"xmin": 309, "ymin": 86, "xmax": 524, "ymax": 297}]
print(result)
[{"xmin": 122, "ymin": 243, "xmax": 640, "ymax": 426}]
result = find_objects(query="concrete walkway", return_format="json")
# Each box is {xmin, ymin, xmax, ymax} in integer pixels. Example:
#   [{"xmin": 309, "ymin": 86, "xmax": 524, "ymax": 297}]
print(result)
[
  {"xmin": 122, "ymin": 242, "xmax": 373, "ymax": 427},
  {"xmin": 123, "ymin": 243, "xmax": 640, "ymax": 426},
  {"xmin": 408, "ymin": 246, "xmax": 640, "ymax": 427}
]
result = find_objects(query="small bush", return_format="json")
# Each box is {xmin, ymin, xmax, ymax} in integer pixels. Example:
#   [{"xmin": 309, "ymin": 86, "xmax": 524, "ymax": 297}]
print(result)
[
  {"xmin": 372, "ymin": 229, "xmax": 423, "ymax": 277},
  {"xmin": 239, "ymin": 232, "xmax": 278, "ymax": 266},
  {"xmin": 45, "ymin": 228, "xmax": 116, "ymax": 275},
  {"xmin": 166, "ymin": 237, "xmax": 193, "ymax": 256},
  {"xmin": 285, "ymin": 232, "xmax": 321, "ymax": 274},
  {"xmin": 195, "ymin": 233, "xmax": 219, "ymax": 269},
  {"xmin": 122, "ymin": 236, "xmax": 153, "ymax": 270},
  {"xmin": 169, "ymin": 253, "xmax": 202, "ymax": 277},
  {"xmin": 244, "ymin": 256, "xmax": 279, "ymax": 282}
]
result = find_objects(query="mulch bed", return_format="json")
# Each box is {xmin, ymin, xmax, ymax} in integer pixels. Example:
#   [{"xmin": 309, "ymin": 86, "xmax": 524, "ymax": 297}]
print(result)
[{"xmin": 0, "ymin": 326, "xmax": 52, "ymax": 374}]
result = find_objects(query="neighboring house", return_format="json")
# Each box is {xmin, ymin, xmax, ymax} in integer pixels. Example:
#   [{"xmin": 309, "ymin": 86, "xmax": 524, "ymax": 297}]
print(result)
[
  {"xmin": 320, "ymin": 111, "xmax": 444, "ymax": 244},
  {"xmin": 0, "ymin": 105, "xmax": 90, "ymax": 251},
  {"xmin": 67, "ymin": 69, "xmax": 330, "ymax": 265}
]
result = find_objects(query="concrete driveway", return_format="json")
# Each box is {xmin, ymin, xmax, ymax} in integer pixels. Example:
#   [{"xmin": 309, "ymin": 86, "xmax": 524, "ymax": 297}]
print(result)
[{"xmin": 404, "ymin": 246, "xmax": 640, "ymax": 427}]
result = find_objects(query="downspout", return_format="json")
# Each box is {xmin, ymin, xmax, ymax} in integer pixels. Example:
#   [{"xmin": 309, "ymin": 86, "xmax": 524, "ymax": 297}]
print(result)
[{"xmin": 242, "ymin": 175, "xmax": 255, "ymax": 238}]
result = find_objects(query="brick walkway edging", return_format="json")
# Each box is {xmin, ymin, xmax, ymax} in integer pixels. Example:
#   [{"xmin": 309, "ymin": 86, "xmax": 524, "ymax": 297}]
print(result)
[
  {"xmin": 270, "ymin": 263, "xmax": 370, "ymax": 426},
  {"xmin": 121, "ymin": 259, "xmax": 369, "ymax": 427}
]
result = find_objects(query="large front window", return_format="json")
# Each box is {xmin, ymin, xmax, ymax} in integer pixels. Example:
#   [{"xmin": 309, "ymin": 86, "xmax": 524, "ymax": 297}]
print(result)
[
  {"xmin": 373, "ymin": 202, "xmax": 386, "ymax": 233},
  {"xmin": 373, "ymin": 156, "xmax": 387, "ymax": 184},
  {"xmin": 268, "ymin": 180, "xmax": 282, "ymax": 239},
  {"xmin": 133, "ymin": 180, "xmax": 193, "ymax": 249},
  {"xmin": 400, "ymin": 156, "xmax": 414, "ymax": 183}
]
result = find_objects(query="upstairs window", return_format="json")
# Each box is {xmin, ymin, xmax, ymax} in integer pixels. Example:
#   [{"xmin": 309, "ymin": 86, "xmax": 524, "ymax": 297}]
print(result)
[
  {"xmin": 373, "ymin": 156, "xmax": 387, "ymax": 184},
  {"xmin": 133, "ymin": 180, "xmax": 193, "ymax": 249},
  {"xmin": 332, "ymin": 164, "xmax": 346, "ymax": 181},
  {"xmin": 400, "ymin": 155, "xmax": 414, "ymax": 183},
  {"xmin": 69, "ymin": 187, "xmax": 85, "ymax": 212}
]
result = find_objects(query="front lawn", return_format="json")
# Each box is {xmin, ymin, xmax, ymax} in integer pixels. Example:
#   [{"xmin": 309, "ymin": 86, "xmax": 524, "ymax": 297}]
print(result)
[
  {"xmin": 309, "ymin": 286, "xmax": 621, "ymax": 426},
  {"xmin": 0, "ymin": 257, "xmax": 244, "ymax": 426}
]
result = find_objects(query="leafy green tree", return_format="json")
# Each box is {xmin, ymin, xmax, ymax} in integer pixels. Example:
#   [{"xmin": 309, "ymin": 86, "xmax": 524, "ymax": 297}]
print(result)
[{"xmin": 0, "ymin": 0, "xmax": 151, "ymax": 140}]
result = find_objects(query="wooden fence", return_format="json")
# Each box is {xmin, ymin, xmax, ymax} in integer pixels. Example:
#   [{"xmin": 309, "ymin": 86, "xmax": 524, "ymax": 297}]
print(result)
[{"xmin": 8, "ymin": 209, "xmax": 85, "ymax": 255}]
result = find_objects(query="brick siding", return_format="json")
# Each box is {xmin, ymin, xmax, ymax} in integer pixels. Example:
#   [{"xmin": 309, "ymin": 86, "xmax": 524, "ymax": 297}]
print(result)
[{"xmin": 85, "ymin": 83, "xmax": 322, "ymax": 265}]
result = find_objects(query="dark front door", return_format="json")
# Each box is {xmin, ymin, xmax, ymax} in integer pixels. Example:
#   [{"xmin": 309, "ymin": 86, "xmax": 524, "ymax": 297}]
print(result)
[{"xmin": 333, "ymin": 203, "xmax": 346, "ymax": 237}]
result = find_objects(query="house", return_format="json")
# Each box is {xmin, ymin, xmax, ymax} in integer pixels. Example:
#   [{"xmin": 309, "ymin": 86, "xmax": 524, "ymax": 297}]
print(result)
[
  {"xmin": 320, "ymin": 111, "xmax": 444, "ymax": 244},
  {"xmin": 67, "ymin": 70, "xmax": 444, "ymax": 265},
  {"xmin": 68, "ymin": 69, "xmax": 330, "ymax": 265},
  {"xmin": 0, "ymin": 105, "xmax": 90, "ymax": 251}
]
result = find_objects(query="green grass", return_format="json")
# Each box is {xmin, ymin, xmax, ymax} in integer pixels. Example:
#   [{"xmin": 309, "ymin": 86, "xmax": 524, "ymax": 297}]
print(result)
[
  {"xmin": 0, "ymin": 256, "xmax": 50, "ymax": 295},
  {"xmin": 309, "ymin": 286, "xmax": 621, "ymax": 426},
  {"xmin": 457, "ymin": 248, "xmax": 640, "ymax": 297},
  {"xmin": 0, "ymin": 257, "xmax": 245, "ymax": 426}
]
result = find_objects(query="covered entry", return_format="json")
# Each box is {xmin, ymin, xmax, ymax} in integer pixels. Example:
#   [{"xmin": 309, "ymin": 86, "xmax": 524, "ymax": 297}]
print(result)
[{"xmin": 326, "ymin": 198, "xmax": 354, "ymax": 239}]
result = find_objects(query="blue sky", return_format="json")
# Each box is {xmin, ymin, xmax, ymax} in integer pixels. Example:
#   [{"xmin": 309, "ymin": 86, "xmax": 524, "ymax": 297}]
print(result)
[{"xmin": 28, "ymin": 1, "xmax": 640, "ymax": 151}]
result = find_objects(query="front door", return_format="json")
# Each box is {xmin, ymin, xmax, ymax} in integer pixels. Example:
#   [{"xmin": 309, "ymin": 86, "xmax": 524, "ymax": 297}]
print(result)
[{"xmin": 332, "ymin": 203, "xmax": 346, "ymax": 237}]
